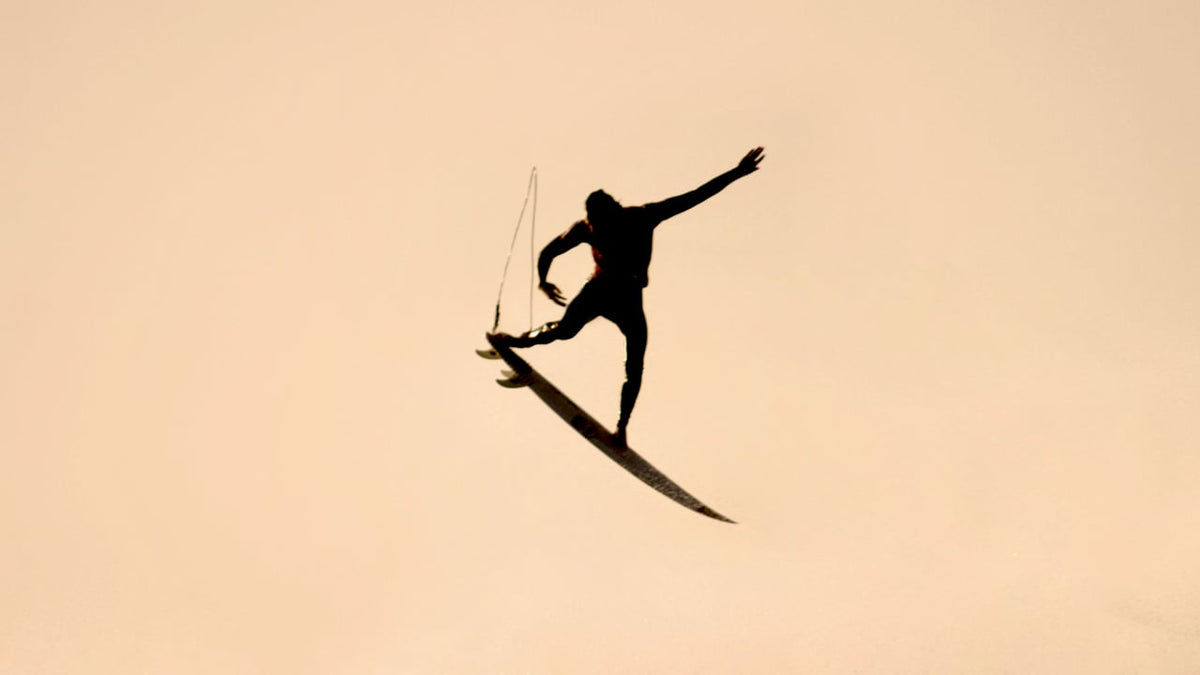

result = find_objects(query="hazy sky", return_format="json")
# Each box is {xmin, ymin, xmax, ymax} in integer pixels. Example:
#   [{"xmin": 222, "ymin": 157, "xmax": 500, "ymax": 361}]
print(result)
[{"xmin": 4, "ymin": 1, "xmax": 1198, "ymax": 673}]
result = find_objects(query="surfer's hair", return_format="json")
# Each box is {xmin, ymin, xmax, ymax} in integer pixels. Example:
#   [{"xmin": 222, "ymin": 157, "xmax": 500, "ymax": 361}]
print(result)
[{"xmin": 586, "ymin": 190, "xmax": 620, "ymax": 214}]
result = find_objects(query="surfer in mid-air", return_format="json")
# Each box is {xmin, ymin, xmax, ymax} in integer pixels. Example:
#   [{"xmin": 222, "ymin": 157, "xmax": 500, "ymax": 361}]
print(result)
[{"xmin": 490, "ymin": 146, "xmax": 765, "ymax": 446}]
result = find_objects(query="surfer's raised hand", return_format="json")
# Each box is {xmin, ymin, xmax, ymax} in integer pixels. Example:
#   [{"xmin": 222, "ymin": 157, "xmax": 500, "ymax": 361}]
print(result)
[
  {"xmin": 540, "ymin": 281, "xmax": 567, "ymax": 306},
  {"xmin": 735, "ymin": 147, "xmax": 765, "ymax": 177}
]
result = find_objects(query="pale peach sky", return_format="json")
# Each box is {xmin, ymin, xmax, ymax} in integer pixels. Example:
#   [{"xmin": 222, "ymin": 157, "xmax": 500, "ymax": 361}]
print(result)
[{"xmin": 3, "ymin": 1, "xmax": 1198, "ymax": 673}]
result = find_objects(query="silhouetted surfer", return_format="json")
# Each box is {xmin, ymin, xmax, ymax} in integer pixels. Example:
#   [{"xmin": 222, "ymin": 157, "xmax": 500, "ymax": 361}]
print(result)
[{"xmin": 491, "ymin": 147, "xmax": 764, "ymax": 446}]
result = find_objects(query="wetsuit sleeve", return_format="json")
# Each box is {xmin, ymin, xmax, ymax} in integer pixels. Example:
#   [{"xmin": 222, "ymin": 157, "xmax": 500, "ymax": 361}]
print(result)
[
  {"xmin": 642, "ymin": 167, "xmax": 745, "ymax": 225},
  {"xmin": 537, "ymin": 220, "xmax": 588, "ymax": 283}
]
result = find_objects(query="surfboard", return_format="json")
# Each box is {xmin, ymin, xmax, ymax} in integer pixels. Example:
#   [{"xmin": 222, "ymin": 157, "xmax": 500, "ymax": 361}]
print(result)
[{"xmin": 480, "ymin": 333, "xmax": 734, "ymax": 523}]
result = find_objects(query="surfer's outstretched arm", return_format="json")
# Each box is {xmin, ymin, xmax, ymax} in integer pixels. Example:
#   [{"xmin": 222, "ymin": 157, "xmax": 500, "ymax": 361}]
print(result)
[
  {"xmin": 647, "ymin": 147, "xmax": 764, "ymax": 224},
  {"xmin": 536, "ymin": 221, "xmax": 587, "ymax": 306}
]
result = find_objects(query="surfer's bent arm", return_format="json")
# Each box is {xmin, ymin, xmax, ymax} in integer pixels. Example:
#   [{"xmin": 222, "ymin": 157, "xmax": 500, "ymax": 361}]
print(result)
[
  {"xmin": 537, "ymin": 221, "xmax": 587, "ymax": 284},
  {"xmin": 647, "ymin": 146, "xmax": 765, "ymax": 224},
  {"xmin": 535, "ymin": 221, "xmax": 587, "ymax": 306}
]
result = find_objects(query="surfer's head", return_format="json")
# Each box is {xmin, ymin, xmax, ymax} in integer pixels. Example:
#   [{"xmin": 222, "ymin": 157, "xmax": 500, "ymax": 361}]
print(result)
[{"xmin": 586, "ymin": 190, "xmax": 621, "ymax": 225}]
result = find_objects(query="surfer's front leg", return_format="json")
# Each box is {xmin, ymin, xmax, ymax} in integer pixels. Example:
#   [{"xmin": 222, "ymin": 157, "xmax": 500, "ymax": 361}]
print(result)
[{"xmin": 614, "ymin": 313, "xmax": 647, "ymax": 445}]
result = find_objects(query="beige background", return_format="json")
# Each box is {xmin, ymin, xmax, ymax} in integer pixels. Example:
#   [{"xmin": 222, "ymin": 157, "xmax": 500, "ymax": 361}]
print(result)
[{"xmin": 4, "ymin": 1, "xmax": 1198, "ymax": 672}]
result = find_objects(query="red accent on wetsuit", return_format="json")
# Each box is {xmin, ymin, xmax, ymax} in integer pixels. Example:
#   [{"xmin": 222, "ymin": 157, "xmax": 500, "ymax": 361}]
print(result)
[{"xmin": 585, "ymin": 210, "xmax": 655, "ymax": 288}]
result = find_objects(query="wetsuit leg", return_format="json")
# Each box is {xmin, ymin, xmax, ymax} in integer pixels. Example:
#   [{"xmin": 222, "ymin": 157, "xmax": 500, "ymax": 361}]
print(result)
[
  {"xmin": 504, "ymin": 279, "xmax": 604, "ymax": 347},
  {"xmin": 608, "ymin": 290, "xmax": 647, "ymax": 435}
]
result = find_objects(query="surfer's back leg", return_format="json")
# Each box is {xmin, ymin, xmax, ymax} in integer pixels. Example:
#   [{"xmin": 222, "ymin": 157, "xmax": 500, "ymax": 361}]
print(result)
[{"xmin": 500, "ymin": 280, "xmax": 603, "ymax": 347}]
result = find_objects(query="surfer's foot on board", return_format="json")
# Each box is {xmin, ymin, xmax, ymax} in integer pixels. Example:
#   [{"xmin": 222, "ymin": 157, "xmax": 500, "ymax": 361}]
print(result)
[
  {"xmin": 488, "ymin": 332, "xmax": 514, "ymax": 348},
  {"xmin": 613, "ymin": 426, "xmax": 628, "ymax": 449}
]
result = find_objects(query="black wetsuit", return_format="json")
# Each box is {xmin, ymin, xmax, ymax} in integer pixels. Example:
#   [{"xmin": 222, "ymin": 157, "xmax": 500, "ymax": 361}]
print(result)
[
  {"xmin": 504, "ymin": 160, "xmax": 753, "ymax": 433},
  {"xmin": 503, "ymin": 206, "xmax": 661, "ymax": 431}
]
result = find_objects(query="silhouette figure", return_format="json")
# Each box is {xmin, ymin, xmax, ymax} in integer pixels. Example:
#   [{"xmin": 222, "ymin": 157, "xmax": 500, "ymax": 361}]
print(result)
[{"xmin": 491, "ymin": 147, "xmax": 765, "ymax": 446}]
